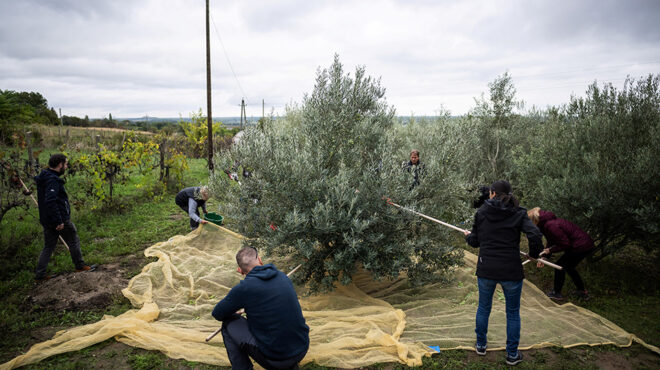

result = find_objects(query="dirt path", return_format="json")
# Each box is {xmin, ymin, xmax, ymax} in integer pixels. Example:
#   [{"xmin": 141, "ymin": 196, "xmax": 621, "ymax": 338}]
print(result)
[{"xmin": 28, "ymin": 263, "xmax": 128, "ymax": 311}]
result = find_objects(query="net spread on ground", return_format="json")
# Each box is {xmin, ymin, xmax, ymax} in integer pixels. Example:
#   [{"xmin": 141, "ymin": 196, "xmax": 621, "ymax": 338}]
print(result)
[{"xmin": 3, "ymin": 225, "xmax": 657, "ymax": 369}]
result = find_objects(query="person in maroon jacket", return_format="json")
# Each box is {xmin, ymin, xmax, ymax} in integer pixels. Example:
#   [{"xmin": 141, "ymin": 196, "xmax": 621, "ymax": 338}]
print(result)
[{"xmin": 527, "ymin": 207, "xmax": 595, "ymax": 300}]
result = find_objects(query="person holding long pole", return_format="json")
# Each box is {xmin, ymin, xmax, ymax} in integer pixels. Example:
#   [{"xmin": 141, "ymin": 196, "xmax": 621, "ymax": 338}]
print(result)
[
  {"xmin": 33, "ymin": 154, "xmax": 93, "ymax": 282},
  {"xmin": 463, "ymin": 180, "xmax": 543, "ymax": 366},
  {"xmin": 527, "ymin": 207, "xmax": 595, "ymax": 300}
]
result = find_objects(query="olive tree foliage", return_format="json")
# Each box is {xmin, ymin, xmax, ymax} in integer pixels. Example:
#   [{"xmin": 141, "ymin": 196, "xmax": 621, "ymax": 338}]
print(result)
[
  {"xmin": 462, "ymin": 72, "xmax": 525, "ymax": 184},
  {"xmin": 210, "ymin": 56, "xmax": 464, "ymax": 291},
  {"xmin": 513, "ymin": 75, "xmax": 660, "ymax": 260},
  {"xmin": 389, "ymin": 112, "xmax": 477, "ymax": 222}
]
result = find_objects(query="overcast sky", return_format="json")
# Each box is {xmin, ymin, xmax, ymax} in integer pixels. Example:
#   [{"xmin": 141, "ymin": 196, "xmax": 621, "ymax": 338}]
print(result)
[{"xmin": 1, "ymin": 0, "xmax": 659, "ymax": 119}]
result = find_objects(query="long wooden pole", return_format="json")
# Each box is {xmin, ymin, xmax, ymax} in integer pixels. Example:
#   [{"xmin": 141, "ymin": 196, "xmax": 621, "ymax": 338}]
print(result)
[
  {"xmin": 519, "ymin": 251, "xmax": 563, "ymax": 270},
  {"xmin": 205, "ymin": 0, "xmax": 214, "ymax": 172},
  {"xmin": 205, "ymin": 262, "xmax": 303, "ymax": 342},
  {"xmin": 387, "ymin": 200, "xmax": 468, "ymax": 233},
  {"xmin": 18, "ymin": 177, "xmax": 70, "ymax": 251},
  {"xmin": 386, "ymin": 199, "xmax": 562, "ymax": 270}
]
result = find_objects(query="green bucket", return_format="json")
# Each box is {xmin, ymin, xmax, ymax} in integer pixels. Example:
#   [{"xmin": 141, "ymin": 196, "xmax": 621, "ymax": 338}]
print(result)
[{"xmin": 204, "ymin": 212, "xmax": 224, "ymax": 226}]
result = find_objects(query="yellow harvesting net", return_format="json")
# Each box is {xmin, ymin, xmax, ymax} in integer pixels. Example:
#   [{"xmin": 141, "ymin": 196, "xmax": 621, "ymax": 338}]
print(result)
[{"xmin": 2, "ymin": 225, "xmax": 657, "ymax": 369}]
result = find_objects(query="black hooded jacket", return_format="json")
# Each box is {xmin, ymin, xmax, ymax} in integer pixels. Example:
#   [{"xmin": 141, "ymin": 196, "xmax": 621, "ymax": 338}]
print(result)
[
  {"xmin": 34, "ymin": 168, "xmax": 70, "ymax": 228},
  {"xmin": 465, "ymin": 199, "xmax": 543, "ymax": 281}
]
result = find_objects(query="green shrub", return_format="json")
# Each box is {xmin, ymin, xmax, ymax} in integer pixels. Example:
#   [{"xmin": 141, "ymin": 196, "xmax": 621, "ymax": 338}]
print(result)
[{"xmin": 514, "ymin": 75, "xmax": 660, "ymax": 259}]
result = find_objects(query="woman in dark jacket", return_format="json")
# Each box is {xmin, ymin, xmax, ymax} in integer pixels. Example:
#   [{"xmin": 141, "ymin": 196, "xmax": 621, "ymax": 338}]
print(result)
[
  {"xmin": 464, "ymin": 180, "xmax": 543, "ymax": 366},
  {"xmin": 527, "ymin": 208, "xmax": 595, "ymax": 300}
]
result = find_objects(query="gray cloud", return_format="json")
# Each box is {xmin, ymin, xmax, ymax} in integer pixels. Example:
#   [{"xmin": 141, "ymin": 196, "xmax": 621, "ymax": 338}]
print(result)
[{"xmin": 1, "ymin": 0, "xmax": 659, "ymax": 118}]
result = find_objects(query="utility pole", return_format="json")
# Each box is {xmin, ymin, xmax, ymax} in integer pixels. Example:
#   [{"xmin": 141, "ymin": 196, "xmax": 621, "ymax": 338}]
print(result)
[
  {"xmin": 58, "ymin": 108, "xmax": 63, "ymax": 137},
  {"xmin": 262, "ymin": 99, "xmax": 265, "ymax": 119},
  {"xmin": 205, "ymin": 0, "xmax": 214, "ymax": 171},
  {"xmin": 240, "ymin": 99, "xmax": 246, "ymax": 130}
]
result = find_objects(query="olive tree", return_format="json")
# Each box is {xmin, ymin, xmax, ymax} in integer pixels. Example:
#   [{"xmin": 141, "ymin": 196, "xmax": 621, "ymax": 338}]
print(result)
[
  {"xmin": 210, "ymin": 56, "xmax": 465, "ymax": 291},
  {"xmin": 514, "ymin": 75, "xmax": 660, "ymax": 260}
]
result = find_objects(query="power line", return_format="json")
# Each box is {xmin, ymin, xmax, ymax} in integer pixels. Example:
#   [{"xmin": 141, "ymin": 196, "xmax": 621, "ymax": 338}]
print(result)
[{"xmin": 209, "ymin": 12, "xmax": 248, "ymax": 104}]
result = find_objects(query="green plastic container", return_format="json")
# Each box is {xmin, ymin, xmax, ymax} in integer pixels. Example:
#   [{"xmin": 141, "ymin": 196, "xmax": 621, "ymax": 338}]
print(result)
[{"xmin": 204, "ymin": 212, "xmax": 224, "ymax": 226}]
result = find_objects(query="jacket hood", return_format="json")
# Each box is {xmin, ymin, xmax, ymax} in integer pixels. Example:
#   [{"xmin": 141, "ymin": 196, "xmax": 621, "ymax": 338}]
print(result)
[
  {"xmin": 247, "ymin": 263, "xmax": 278, "ymax": 280},
  {"xmin": 537, "ymin": 210, "xmax": 556, "ymax": 228},
  {"xmin": 481, "ymin": 198, "xmax": 517, "ymax": 221},
  {"xmin": 34, "ymin": 168, "xmax": 63, "ymax": 185}
]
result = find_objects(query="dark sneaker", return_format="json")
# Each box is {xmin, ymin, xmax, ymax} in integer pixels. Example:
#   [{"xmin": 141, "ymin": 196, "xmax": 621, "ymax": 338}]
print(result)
[
  {"xmin": 574, "ymin": 290, "xmax": 590, "ymax": 300},
  {"xmin": 546, "ymin": 291, "xmax": 564, "ymax": 300},
  {"xmin": 75, "ymin": 264, "xmax": 98, "ymax": 272},
  {"xmin": 475, "ymin": 343, "xmax": 487, "ymax": 356},
  {"xmin": 506, "ymin": 352, "xmax": 523, "ymax": 366},
  {"xmin": 34, "ymin": 275, "xmax": 52, "ymax": 283}
]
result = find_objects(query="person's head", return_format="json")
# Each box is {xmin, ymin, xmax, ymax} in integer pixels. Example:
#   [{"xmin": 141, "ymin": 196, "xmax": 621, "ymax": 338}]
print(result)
[
  {"xmin": 410, "ymin": 150, "xmax": 420, "ymax": 165},
  {"xmin": 489, "ymin": 180, "xmax": 519, "ymax": 208},
  {"xmin": 199, "ymin": 186, "xmax": 210, "ymax": 201},
  {"xmin": 527, "ymin": 207, "xmax": 540, "ymax": 225},
  {"xmin": 235, "ymin": 246, "xmax": 263, "ymax": 275},
  {"xmin": 48, "ymin": 154, "xmax": 68, "ymax": 175}
]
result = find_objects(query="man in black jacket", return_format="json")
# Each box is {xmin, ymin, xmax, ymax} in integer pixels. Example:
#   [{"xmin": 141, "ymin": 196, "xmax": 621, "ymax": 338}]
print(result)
[
  {"xmin": 33, "ymin": 154, "xmax": 92, "ymax": 282},
  {"xmin": 212, "ymin": 246, "xmax": 309, "ymax": 370}
]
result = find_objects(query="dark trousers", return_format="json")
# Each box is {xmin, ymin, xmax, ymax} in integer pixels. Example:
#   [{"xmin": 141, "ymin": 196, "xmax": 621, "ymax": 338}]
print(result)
[
  {"xmin": 554, "ymin": 250, "xmax": 590, "ymax": 293},
  {"xmin": 177, "ymin": 203, "xmax": 200, "ymax": 230},
  {"xmin": 36, "ymin": 220, "xmax": 85, "ymax": 279},
  {"xmin": 221, "ymin": 314, "xmax": 306, "ymax": 370}
]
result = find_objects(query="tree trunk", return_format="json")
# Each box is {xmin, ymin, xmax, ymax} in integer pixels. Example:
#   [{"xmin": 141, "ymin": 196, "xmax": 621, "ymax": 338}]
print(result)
[
  {"xmin": 159, "ymin": 140, "xmax": 166, "ymax": 181},
  {"xmin": 25, "ymin": 129, "xmax": 34, "ymax": 173}
]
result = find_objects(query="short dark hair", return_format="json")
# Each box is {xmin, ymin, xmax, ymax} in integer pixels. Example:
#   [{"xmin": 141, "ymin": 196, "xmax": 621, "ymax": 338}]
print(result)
[
  {"xmin": 48, "ymin": 154, "xmax": 67, "ymax": 168},
  {"xmin": 236, "ymin": 246, "xmax": 258, "ymax": 271}
]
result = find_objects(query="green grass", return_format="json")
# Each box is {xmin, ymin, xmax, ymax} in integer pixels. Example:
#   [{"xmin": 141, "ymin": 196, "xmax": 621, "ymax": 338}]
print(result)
[{"xmin": 0, "ymin": 153, "xmax": 213, "ymax": 363}]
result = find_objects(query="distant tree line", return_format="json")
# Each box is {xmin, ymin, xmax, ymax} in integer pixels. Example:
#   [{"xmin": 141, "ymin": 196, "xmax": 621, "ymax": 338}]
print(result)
[{"xmin": 0, "ymin": 90, "xmax": 59, "ymax": 144}]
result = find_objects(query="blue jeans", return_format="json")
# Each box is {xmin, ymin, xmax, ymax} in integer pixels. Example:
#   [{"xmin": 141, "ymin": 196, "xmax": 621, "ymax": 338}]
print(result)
[{"xmin": 475, "ymin": 277, "xmax": 523, "ymax": 357}]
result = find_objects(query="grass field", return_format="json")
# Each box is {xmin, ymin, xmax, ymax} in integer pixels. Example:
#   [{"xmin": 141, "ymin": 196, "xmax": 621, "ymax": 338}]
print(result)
[{"xmin": 1, "ymin": 150, "xmax": 658, "ymax": 369}]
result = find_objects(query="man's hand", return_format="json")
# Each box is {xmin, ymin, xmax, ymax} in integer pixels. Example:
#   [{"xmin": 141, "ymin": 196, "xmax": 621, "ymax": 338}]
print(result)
[
  {"xmin": 463, "ymin": 230, "xmax": 471, "ymax": 236},
  {"xmin": 55, "ymin": 223, "xmax": 64, "ymax": 231},
  {"xmin": 200, "ymin": 220, "xmax": 209, "ymax": 224},
  {"xmin": 540, "ymin": 248, "xmax": 551, "ymax": 257}
]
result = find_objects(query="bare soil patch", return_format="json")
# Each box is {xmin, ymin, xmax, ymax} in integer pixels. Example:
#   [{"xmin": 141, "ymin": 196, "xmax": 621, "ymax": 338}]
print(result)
[{"xmin": 28, "ymin": 263, "xmax": 129, "ymax": 311}]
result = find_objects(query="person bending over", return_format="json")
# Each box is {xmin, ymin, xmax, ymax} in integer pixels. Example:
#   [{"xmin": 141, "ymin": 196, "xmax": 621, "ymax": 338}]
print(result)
[
  {"xmin": 527, "ymin": 207, "xmax": 595, "ymax": 300},
  {"xmin": 175, "ymin": 186, "xmax": 210, "ymax": 230},
  {"xmin": 212, "ymin": 246, "xmax": 309, "ymax": 370},
  {"xmin": 464, "ymin": 180, "xmax": 543, "ymax": 366}
]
